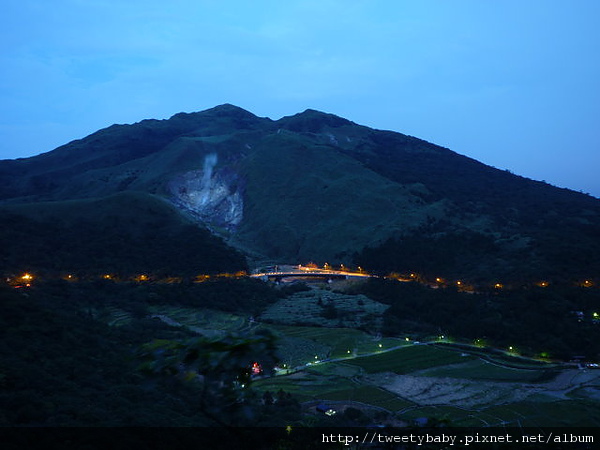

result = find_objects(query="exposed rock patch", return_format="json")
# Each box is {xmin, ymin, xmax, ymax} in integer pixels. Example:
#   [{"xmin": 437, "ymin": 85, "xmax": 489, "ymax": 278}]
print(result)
[{"xmin": 169, "ymin": 152, "xmax": 244, "ymax": 230}]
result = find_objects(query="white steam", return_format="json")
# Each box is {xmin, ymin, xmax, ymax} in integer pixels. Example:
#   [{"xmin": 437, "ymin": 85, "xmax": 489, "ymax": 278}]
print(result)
[{"xmin": 200, "ymin": 152, "xmax": 218, "ymax": 205}]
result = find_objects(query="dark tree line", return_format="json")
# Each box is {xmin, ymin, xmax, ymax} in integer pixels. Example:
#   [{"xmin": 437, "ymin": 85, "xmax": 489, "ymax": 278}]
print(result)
[{"xmin": 0, "ymin": 210, "xmax": 248, "ymax": 277}]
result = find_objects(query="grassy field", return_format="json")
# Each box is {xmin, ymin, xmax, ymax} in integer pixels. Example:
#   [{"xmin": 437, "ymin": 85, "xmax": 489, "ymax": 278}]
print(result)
[
  {"xmin": 148, "ymin": 306, "xmax": 248, "ymax": 334},
  {"xmin": 105, "ymin": 307, "xmax": 133, "ymax": 327},
  {"xmin": 267, "ymin": 324, "xmax": 407, "ymax": 366},
  {"xmin": 319, "ymin": 386, "xmax": 414, "ymax": 412},
  {"xmin": 419, "ymin": 359, "xmax": 558, "ymax": 383},
  {"xmin": 346, "ymin": 344, "xmax": 476, "ymax": 374},
  {"xmin": 93, "ymin": 304, "xmax": 599, "ymax": 427},
  {"xmin": 435, "ymin": 343, "xmax": 565, "ymax": 369},
  {"xmin": 252, "ymin": 372, "xmax": 357, "ymax": 403}
]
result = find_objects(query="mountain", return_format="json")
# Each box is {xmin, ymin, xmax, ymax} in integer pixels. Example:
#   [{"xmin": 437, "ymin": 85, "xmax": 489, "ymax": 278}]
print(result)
[
  {"xmin": 0, "ymin": 192, "xmax": 248, "ymax": 277},
  {"xmin": 1, "ymin": 104, "xmax": 599, "ymax": 283}
]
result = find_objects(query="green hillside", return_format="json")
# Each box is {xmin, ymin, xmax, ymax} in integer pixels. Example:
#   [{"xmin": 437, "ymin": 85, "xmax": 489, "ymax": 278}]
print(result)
[
  {"xmin": 0, "ymin": 104, "xmax": 599, "ymax": 282},
  {"xmin": 0, "ymin": 192, "xmax": 247, "ymax": 276},
  {"xmin": 234, "ymin": 131, "xmax": 445, "ymax": 262}
]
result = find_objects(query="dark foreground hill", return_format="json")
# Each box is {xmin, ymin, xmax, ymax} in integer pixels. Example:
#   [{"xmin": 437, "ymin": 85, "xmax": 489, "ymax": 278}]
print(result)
[
  {"xmin": 1, "ymin": 104, "xmax": 599, "ymax": 282},
  {"xmin": 0, "ymin": 192, "xmax": 247, "ymax": 276}
]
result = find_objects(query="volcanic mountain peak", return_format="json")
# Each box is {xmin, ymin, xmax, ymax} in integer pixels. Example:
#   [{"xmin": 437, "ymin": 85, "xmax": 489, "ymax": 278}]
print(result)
[
  {"xmin": 1, "ymin": 105, "xmax": 599, "ymax": 281},
  {"xmin": 275, "ymin": 108, "xmax": 355, "ymax": 133},
  {"xmin": 169, "ymin": 103, "xmax": 262, "ymax": 123}
]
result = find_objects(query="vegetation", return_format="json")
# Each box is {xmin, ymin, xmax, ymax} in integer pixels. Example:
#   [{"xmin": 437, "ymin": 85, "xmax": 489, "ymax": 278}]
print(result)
[
  {"xmin": 354, "ymin": 224, "xmax": 600, "ymax": 284},
  {"xmin": 0, "ymin": 283, "xmax": 204, "ymax": 426},
  {"xmin": 138, "ymin": 330, "xmax": 280, "ymax": 427},
  {"xmin": 0, "ymin": 279, "xmax": 288, "ymax": 426},
  {"xmin": 0, "ymin": 192, "xmax": 248, "ymax": 276},
  {"xmin": 347, "ymin": 345, "xmax": 475, "ymax": 374},
  {"xmin": 1, "ymin": 104, "xmax": 599, "ymax": 432},
  {"xmin": 356, "ymin": 278, "xmax": 600, "ymax": 360},
  {"xmin": 1, "ymin": 104, "xmax": 599, "ymax": 277}
]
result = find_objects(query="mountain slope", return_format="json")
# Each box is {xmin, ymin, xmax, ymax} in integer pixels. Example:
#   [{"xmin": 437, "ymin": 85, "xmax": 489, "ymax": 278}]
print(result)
[
  {"xmin": 1, "ymin": 104, "xmax": 599, "ymax": 282},
  {"xmin": 0, "ymin": 192, "xmax": 247, "ymax": 276}
]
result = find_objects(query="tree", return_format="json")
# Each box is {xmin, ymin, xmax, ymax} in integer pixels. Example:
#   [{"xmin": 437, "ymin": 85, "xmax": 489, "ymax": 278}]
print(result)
[{"xmin": 137, "ymin": 330, "xmax": 279, "ymax": 427}]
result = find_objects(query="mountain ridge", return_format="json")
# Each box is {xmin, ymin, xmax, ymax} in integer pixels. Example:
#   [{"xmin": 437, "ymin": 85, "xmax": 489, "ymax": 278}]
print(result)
[{"xmin": 1, "ymin": 104, "xmax": 599, "ymax": 282}]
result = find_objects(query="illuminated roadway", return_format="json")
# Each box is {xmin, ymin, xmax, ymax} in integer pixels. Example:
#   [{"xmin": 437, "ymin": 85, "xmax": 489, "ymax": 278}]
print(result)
[{"xmin": 249, "ymin": 264, "xmax": 375, "ymax": 280}]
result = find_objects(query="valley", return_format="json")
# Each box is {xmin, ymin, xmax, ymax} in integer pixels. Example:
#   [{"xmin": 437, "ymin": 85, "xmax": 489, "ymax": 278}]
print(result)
[{"xmin": 100, "ymin": 282, "xmax": 600, "ymax": 427}]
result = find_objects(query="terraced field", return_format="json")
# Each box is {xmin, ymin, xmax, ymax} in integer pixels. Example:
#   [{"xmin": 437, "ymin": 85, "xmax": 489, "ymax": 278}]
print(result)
[
  {"xmin": 417, "ymin": 359, "xmax": 558, "ymax": 383},
  {"xmin": 319, "ymin": 386, "xmax": 414, "ymax": 412},
  {"xmin": 260, "ymin": 289, "xmax": 388, "ymax": 328},
  {"xmin": 269, "ymin": 324, "xmax": 406, "ymax": 364},
  {"xmin": 118, "ymin": 302, "xmax": 600, "ymax": 426},
  {"xmin": 346, "ymin": 344, "xmax": 476, "ymax": 374}
]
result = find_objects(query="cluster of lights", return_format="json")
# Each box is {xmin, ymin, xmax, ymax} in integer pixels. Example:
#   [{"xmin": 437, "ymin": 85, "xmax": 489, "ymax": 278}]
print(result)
[
  {"xmin": 7, "ymin": 268, "xmax": 599, "ymax": 292},
  {"xmin": 6, "ymin": 271, "xmax": 254, "ymax": 286},
  {"xmin": 406, "ymin": 273, "xmax": 591, "ymax": 292},
  {"xmin": 20, "ymin": 273, "xmax": 33, "ymax": 287}
]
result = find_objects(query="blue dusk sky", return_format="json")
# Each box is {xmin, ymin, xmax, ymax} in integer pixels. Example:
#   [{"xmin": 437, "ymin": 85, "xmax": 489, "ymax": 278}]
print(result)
[{"xmin": 1, "ymin": 0, "xmax": 599, "ymax": 197}]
